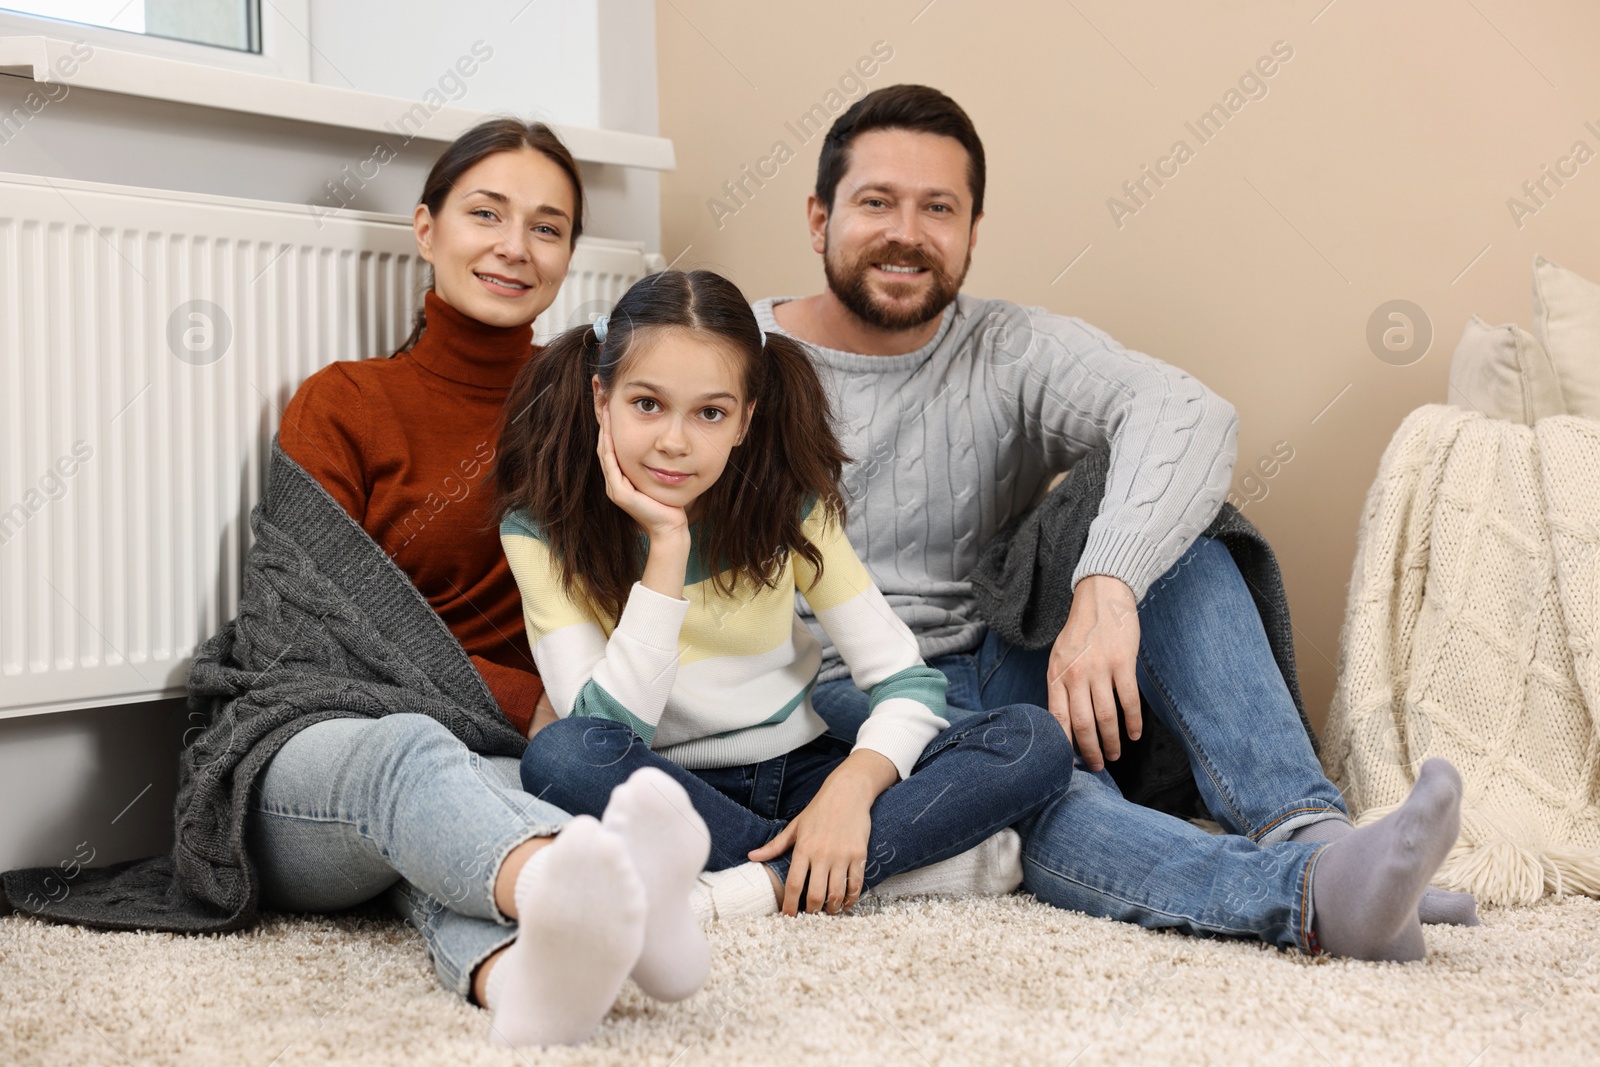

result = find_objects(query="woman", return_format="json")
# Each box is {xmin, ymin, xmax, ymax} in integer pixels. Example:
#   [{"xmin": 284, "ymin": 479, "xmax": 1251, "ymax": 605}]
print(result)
[
  {"xmin": 4, "ymin": 119, "xmax": 710, "ymax": 1051},
  {"xmin": 254, "ymin": 119, "xmax": 715, "ymax": 1046}
]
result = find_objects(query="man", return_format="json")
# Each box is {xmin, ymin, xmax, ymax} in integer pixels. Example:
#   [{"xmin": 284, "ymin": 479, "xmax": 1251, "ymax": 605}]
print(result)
[{"xmin": 757, "ymin": 84, "xmax": 1476, "ymax": 960}]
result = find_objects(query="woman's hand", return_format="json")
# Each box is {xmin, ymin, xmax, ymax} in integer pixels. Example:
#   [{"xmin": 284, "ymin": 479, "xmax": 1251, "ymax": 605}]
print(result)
[
  {"xmin": 748, "ymin": 749, "xmax": 898, "ymax": 915},
  {"xmin": 596, "ymin": 406, "xmax": 689, "ymax": 542},
  {"xmin": 526, "ymin": 690, "xmax": 558, "ymax": 739}
]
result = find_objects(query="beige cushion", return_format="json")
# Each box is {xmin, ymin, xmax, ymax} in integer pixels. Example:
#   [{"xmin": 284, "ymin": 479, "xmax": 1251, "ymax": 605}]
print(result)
[
  {"xmin": 1446, "ymin": 314, "xmax": 1565, "ymax": 424},
  {"xmin": 1533, "ymin": 255, "xmax": 1600, "ymax": 420}
]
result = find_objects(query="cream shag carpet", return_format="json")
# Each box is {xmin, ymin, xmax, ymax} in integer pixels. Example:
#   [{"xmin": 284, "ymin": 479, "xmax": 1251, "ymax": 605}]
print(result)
[{"xmin": 3, "ymin": 894, "xmax": 1599, "ymax": 1066}]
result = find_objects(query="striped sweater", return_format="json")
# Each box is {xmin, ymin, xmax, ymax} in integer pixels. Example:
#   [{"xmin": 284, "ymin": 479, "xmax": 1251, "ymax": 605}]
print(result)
[{"xmin": 500, "ymin": 498, "xmax": 949, "ymax": 778}]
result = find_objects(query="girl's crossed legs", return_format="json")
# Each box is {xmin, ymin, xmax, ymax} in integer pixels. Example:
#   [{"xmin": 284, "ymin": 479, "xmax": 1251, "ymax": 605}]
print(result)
[{"xmin": 520, "ymin": 701, "xmax": 1074, "ymax": 912}]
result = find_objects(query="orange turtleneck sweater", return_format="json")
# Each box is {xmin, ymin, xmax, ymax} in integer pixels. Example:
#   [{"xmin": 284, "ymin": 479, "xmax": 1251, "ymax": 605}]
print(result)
[{"xmin": 278, "ymin": 289, "xmax": 544, "ymax": 735}]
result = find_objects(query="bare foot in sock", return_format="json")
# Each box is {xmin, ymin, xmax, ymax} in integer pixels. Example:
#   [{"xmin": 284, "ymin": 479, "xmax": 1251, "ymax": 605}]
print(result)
[
  {"xmin": 487, "ymin": 816, "xmax": 646, "ymax": 1047},
  {"xmin": 602, "ymin": 768, "xmax": 712, "ymax": 1002},
  {"xmin": 690, "ymin": 863, "xmax": 781, "ymax": 923},
  {"xmin": 870, "ymin": 830, "xmax": 1024, "ymax": 901},
  {"xmin": 1310, "ymin": 759, "xmax": 1463, "ymax": 962},
  {"xmin": 1291, "ymin": 816, "xmax": 1479, "ymax": 926},
  {"xmin": 1417, "ymin": 886, "xmax": 1480, "ymax": 926}
]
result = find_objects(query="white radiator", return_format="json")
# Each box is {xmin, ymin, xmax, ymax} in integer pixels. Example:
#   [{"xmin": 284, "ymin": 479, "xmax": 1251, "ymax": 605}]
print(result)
[{"xmin": 0, "ymin": 171, "xmax": 661, "ymax": 718}]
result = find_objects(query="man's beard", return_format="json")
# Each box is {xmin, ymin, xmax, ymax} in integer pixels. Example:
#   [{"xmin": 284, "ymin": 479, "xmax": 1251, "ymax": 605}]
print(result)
[{"xmin": 823, "ymin": 235, "xmax": 971, "ymax": 332}]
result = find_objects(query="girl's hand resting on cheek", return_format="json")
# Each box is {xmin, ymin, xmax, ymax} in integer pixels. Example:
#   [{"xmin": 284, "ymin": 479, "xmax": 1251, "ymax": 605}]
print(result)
[
  {"xmin": 748, "ymin": 749, "xmax": 898, "ymax": 916},
  {"xmin": 597, "ymin": 407, "xmax": 690, "ymax": 543}
]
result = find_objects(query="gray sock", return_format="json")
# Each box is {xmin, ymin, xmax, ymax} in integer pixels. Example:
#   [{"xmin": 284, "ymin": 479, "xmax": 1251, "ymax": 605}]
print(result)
[
  {"xmin": 1291, "ymin": 814, "xmax": 1480, "ymax": 926},
  {"xmin": 1308, "ymin": 759, "xmax": 1463, "ymax": 961}
]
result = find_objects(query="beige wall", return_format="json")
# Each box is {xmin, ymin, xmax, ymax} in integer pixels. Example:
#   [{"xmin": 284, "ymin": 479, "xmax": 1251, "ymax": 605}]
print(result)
[{"xmin": 657, "ymin": 0, "xmax": 1600, "ymax": 731}]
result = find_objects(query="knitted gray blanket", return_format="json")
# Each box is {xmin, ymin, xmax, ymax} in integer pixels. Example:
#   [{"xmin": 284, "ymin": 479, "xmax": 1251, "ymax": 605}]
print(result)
[
  {"xmin": 1, "ymin": 440, "xmax": 527, "ymax": 932},
  {"xmin": 970, "ymin": 445, "xmax": 1317, "ymax": 817}
]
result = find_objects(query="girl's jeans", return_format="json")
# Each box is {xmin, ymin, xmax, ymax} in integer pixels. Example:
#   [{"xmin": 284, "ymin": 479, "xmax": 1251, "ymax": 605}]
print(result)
[
  {"xmin": 812, "ymin": 534, "xmax": 1347, "ymax": 952},
  {"xmin": 520, "ymin": 701, "xmax": 1074, "ymax": 893},
  {"xmin": 245, "ymin": 714, "xmax": 570, "ymax": 1000}
]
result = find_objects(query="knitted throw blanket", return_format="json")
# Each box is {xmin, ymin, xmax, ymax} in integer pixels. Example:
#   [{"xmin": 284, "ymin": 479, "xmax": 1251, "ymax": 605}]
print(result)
[
  {"xmin": 1, "ymin": 440, "xmax": 527, "ymax": 932},
  {"xmin": 1324, "ymin": 405, "xmax": 1600, "ymax": 905},
  {"xmin": 970, "ymin": 445, "xmax": 1316, "ymax": 817}
]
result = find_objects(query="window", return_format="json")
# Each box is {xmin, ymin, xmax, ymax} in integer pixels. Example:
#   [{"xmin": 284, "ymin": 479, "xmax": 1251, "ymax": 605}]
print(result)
[
  {"xmin": 0, "ymin": 0, "xmax": 306, "ymax": 79},
  {"xmin": 2, "ymin": 1, "xmax": 258, "ymax": 52}
]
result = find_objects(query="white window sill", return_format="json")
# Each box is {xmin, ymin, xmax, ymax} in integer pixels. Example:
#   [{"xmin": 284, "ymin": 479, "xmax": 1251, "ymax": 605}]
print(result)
[{"xmin": 0, "ymin": 35, "xmax": 675, "ymax": 171}]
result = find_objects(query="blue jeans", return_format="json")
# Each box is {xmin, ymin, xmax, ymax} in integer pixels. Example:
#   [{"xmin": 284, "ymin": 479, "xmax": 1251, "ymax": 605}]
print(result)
[
  {"xmin": 521, "ymin": 702, "xmax": 1073, "ymax": 892},
  {"xmin": 245, "ymin": 714, "xmax": 571, "ymax": 999},
  {"xmin": 812, "ymin": 534, "xmax": 1346, "ymax": 952}
]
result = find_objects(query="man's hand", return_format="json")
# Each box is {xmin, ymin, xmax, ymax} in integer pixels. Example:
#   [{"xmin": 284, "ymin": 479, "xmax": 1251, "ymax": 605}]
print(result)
[
  {"xmin": 526, "ymin": 690, "xmax": 558, "ymax": 740},
  {"xmin": 1046, "ymin": 574, "xmax": 1142, "ymax": 772}
]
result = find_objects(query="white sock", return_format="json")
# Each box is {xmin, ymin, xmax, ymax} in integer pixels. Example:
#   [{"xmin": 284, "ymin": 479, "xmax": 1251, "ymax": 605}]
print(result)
[
  {"xmin": 689, "ymin": 862, "xmax": 780, "ymax": 923},
  {"xmin": 869, "ymin": 830, "xmax": 1024, "ymax": 900},
  {"xmin": 484, "ymin": 816, "xmax": 646, "ymax": 1048},
  {"xmin": 601, "ymin": 767, "xmax": 713, "ymax": 1002}
]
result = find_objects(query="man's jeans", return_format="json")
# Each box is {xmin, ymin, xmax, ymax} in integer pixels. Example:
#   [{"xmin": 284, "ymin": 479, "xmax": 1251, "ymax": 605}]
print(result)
[
  {"xmin": 245, "ymin": 714, "xmax": 571, "ymax": 999},
  {"xmin": 811, "ymin": 534, "xmax": 1347, "ymax": 952},
  {"xmin": 522, "ymin": 702, "xmax": 1072, "ymax": 891}
]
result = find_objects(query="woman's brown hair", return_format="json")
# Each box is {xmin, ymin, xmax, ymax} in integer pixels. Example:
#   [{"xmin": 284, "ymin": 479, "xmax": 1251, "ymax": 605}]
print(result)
[
  {"xmin": 496, "ymin": 269, "xmax": 851, "ymax": 625},
  {"xmin": 400, "ymin": 117, "xmax": 585, "ymax": 353}
]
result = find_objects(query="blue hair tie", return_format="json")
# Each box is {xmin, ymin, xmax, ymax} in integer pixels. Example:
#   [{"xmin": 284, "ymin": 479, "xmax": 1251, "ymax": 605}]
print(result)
[{"xmin": 759, "ymin": 327, "xmax": 768, "ymax": 348}]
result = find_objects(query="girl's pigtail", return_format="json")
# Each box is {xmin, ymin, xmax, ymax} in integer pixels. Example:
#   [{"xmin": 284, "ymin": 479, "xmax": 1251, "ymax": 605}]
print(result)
[
  {"xmin": 495, "ymin": 323, "xmax": 628, "ymax": 614},
  {"xmin": 719, "ymin": 331, "xmax": 851, "ymax": 595}
]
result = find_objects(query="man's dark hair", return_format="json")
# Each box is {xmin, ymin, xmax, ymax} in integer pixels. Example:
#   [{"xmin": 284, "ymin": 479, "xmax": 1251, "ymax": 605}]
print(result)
[{"xmin": 814, "ymin": 84, "xmax": 986, "ymax": 218}]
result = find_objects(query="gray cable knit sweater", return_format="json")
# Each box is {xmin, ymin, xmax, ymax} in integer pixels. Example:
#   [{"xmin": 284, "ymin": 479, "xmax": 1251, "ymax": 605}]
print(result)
[
  {"xmin": 969, "ymin": 442, "xmax": 1316, "ymax": 814},
  {"xmin": 753, "ymin": 296, "xmax": 1240, "ymax": 682}
]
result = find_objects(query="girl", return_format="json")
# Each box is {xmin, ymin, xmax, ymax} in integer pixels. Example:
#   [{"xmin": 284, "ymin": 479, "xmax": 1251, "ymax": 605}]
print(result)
[
  {"xmin": 256, "ymin": 119, "xmax": 711, "ymax": 1045},
  {"xmin": 499, "ymin": 269, "xmax": 1074, "ymax": 917}
]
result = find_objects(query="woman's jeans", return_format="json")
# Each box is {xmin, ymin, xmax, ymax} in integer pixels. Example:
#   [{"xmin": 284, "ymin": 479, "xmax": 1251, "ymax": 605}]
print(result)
[
  {"xmin": 245, "ymin": 714, "xmax": 570, "ymax": 1000},
  {"xmin": 521, "ymin": 702, "xmax": 1074, "ymax": 893},
  {"xmin": 812, "ymin": 534, "xmax": 1347, "ymax": 952}
]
